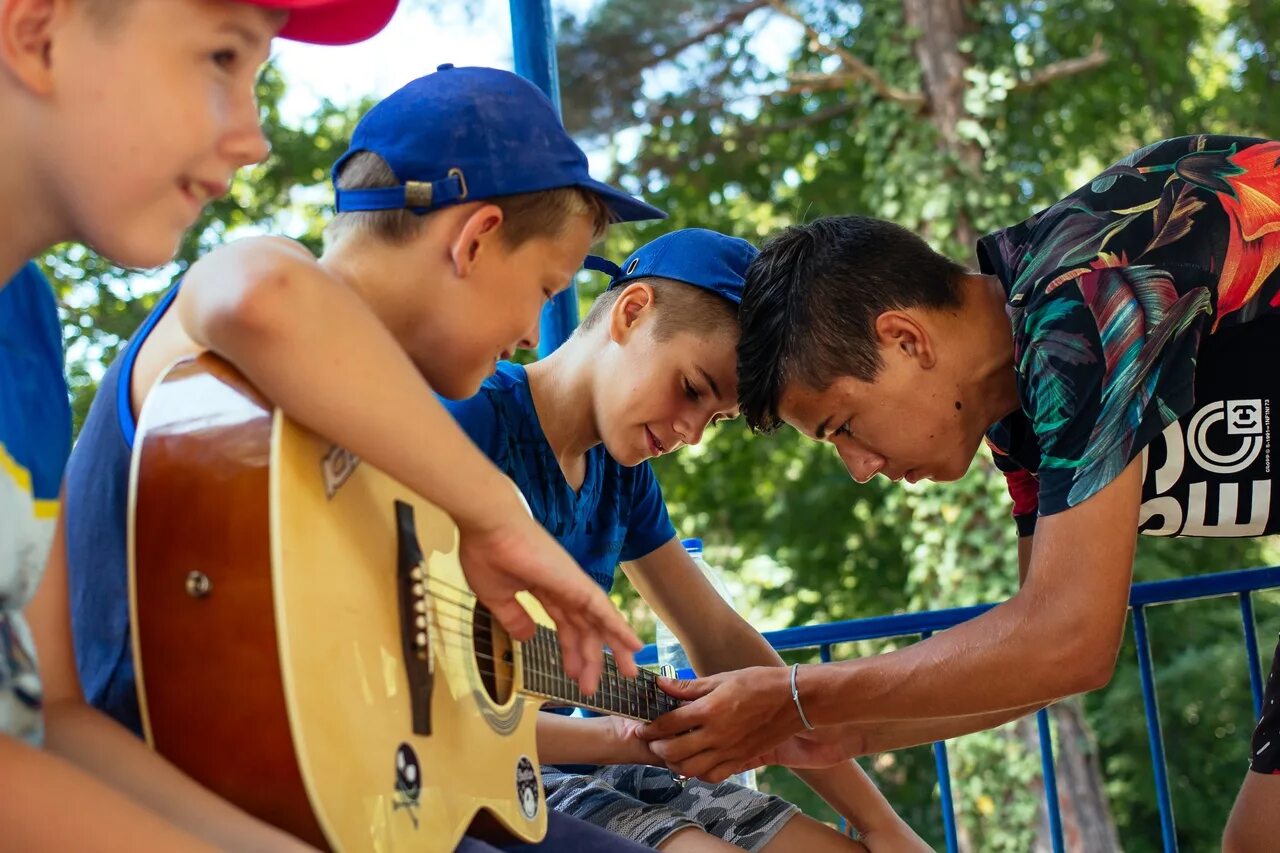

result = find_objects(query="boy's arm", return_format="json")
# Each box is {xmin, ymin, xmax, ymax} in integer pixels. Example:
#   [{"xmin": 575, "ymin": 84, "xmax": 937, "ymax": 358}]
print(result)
[
  {"xmin": 173, "ymin": 236, "xmax": 639, "ymax": 688},
  {"xmin": 536, "ymin": 712, "xmax": 659, "ymax": 766},
  {"xmin": 24, "ymin": 502, "xmax": 310, "ymax": 850},
  {"xmin": 622, "ymin": 538, "xmax": 921, "ymax": 841},
  {"xmin": 0, "ymin": 733, "xmax": 218, "ymax": 852},
  {"xmin": 642, "ymin": 461, "xmax": 1142, "ymax": 779},
  {"xmin": 794, "ymin": 762, "xmax": 928, "ymax": 852}
]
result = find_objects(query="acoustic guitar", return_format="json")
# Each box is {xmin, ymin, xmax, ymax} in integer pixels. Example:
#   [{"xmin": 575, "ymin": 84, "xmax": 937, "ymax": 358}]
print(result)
[{"xmin": 129, "ymin": 354, "xmax": 676, "ymax": 851}]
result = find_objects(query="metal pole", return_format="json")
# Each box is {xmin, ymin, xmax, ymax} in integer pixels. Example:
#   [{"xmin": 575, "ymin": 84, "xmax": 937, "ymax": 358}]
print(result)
[
  {"xmin": 1133, "ymin": 606, "xmax": 1178, "ymax": 852},
  {"xmin": 921, "ymin": 631, "xmax": 960, "ymax": 853},
  {"xmin": 509, "ymin": 0, "xmax": 579, "ymax": 357},
  {"xmin": 1239, "ymin": 592, "xmax": 1264, "ymax": 717},
  {"xmin": 1036, "ymin": 708, "xmax": 1065, "ymax": 853}
]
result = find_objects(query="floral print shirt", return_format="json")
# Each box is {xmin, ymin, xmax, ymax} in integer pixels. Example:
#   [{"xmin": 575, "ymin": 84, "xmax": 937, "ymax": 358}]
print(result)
[{"xmin": 980, "ymin": 135, "xmax": 1280, "ymax": 538}]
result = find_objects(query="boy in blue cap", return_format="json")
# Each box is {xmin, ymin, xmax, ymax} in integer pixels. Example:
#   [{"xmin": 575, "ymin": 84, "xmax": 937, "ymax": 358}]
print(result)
[
  {"xmin": 444, "ymin": 229, "xmax": 926, "ymax": 852},
  {"xmin": 60, "ymin": 65, "xmax": 666, "ymax": 852},
  {"xmin": 1, "ymin": 0, "xmax": 399, "ymax": 847}
]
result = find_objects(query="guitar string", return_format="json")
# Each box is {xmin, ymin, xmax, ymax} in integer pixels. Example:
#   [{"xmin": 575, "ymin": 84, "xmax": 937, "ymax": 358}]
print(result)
[
  {"xmin": 423, "ymin": 631, "xmax": 679, "ymax": 711},
  {"xmin": 400, "ymin": 598, "xmax": 674, "ymax": 685},
  {"xmin": 393, "ymin": 618, "xmax": 680, "ymax": 715},
  {"xmin": 393, "ymin": 635, "xmax": 678, "ymax": 720},
  {"xmin": 404, "ymin": 564, "xmax": 640, "ymax": 639},
  {"xmin": 413, "ymin": 578, "xmax": 654, "ymax": 675},
  {"xmin": 353, "ymin": 569, "xmax": 677, "ymax": 711},
  {"xmin": 402, "ymin": 582, "xmax": 670, "ymax": 695},
  {"xmin": 404, "ymin": 575, "xmax": 667, "ymax": 699},
  {"xmin": 402, "ymin": 600, "xmax": 664, "ymax": 688}
]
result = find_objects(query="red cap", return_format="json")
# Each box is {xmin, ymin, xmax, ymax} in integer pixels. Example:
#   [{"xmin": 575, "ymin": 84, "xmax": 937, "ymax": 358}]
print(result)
[{"xmin": 245, "ymin": 0, "xmax": 399, "ymax": 46}]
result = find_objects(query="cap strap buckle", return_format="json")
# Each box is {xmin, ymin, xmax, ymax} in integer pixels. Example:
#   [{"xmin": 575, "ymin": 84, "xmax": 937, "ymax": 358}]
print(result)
[
  {"xmin": 404, "ymin": 169, "xmax": 467, "ymax": 209},
  {"xmin": 335, "ymin": 168, "xmax": 469, "ymax": 214},
  {"xmin": 403, "ymin": 181, "xmax": 435, "ymax": 208},
  {"xmin": 447, "ymin": 167, "xmax": 468, "ymax": 201}
]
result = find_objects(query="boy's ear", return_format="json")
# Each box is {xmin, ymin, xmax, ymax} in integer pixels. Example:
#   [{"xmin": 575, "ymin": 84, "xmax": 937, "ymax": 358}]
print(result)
[
  {"xmin": 607, "ymin": 281, "xmax": 655, "ymax": 345},
  {"xmin": 874, "ymin": 310, "xmax": 936, "ymax": 369},
  {"xmin": 448, "ymin": 202, "xmax": 505, "ymax": 277},
  {"xmin": 0, "ymin": 0, "xmax": 60, "ymax": 96}
]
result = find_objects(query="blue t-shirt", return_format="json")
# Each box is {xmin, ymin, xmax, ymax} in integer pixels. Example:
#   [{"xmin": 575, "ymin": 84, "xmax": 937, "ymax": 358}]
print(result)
[
  {"xmin": 442, "ymin": 362, "xmax": 675, "ymax": 594},
  {"xmin": 0, "ymin": 263, "xmax": 71, "ymax": 745}
]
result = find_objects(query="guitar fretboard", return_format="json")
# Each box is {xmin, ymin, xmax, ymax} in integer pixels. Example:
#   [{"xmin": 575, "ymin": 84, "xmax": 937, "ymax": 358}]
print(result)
[{"xmin": 519, "ymin": 625, "xmax": 679, "ymax": 721}]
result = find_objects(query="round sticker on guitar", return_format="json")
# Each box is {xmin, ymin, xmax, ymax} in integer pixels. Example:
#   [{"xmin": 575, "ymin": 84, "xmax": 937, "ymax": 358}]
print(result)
[{"xmin": 515, "ymin": 755, "xmax": 539, "ymax": 820}]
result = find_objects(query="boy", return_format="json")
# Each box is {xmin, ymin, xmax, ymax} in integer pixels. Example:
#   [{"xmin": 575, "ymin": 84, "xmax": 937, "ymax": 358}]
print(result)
[
  {"xmin": 444, "ymin": 228, "xmax": 927, "ymax": 852},
  {"xmin": 1, "ymin": 0, "xmax": 398, "ymax": 847},
  {"xmin": 63, "ymin": 64, "xmax": 666, "ymax": 852},
  {"xmin": 644, "ymin": 135, "xmax": 1280, "ymax": 851}
]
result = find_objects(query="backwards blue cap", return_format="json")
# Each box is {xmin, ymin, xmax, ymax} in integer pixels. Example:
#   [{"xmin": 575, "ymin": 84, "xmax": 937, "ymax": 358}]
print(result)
[
  {"xmin": 585, "ymin": 228, "xmax": 757, "ymax": 305},
  {"xmin": 332, "ymin": 64, "xmax": 665, "ymax": 223}
]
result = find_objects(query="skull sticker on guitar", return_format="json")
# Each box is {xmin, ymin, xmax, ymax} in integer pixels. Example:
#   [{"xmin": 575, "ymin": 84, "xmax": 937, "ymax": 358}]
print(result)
[
  {"xmin": 515, "ymin": 756, "xmax": 539, "ymax": 820},
  {"xmin": 394, "ymin": 742, "xmax": 422, "ymax": 828}
]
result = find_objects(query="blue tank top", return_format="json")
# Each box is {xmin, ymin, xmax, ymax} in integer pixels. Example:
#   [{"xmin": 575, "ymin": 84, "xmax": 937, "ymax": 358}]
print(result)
[{"xmin": 65, "ymin": 286, "xmax": 179, "ymax": 735}]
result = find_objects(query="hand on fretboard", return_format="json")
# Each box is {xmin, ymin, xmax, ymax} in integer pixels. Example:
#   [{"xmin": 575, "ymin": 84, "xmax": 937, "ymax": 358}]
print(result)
[{"xmin": 521, "ymin": 625, "xmax": 679, "ymax": 721}]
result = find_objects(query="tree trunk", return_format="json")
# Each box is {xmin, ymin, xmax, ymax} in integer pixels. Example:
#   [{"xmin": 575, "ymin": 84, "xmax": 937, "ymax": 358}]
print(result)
[
  {"xmin": 1017, "ymin": 701, "xmax": 1124, "ymax": 852},
  {"xmin": 901, "ymin": 0, "xmax": 982, "ymax": 252}
]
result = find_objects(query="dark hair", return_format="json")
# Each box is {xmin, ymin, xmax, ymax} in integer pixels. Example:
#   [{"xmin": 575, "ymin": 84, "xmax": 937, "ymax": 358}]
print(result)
[
  {"xmin": 737, "ymin": 215, "xmax": 967, "ymax": 432},
  {"xmin": 577, "ymin": 277, "xmax": 738, "ymax": 342}
]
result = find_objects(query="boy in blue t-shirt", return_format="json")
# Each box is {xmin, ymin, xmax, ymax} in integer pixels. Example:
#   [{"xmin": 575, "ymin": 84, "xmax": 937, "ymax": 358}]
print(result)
[{"xmin": 444, "ymin": 229, "xmax": 925, "ymax": 852}]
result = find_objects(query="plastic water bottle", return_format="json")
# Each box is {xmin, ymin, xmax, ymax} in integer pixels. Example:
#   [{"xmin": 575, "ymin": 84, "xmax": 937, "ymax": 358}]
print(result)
[{"xmin": 655, "ymin": 538, "xmax": 757, "ymax": 790}]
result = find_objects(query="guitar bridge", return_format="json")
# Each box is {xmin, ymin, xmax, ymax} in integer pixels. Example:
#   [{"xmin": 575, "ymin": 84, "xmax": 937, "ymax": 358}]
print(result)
[{"xmin": 395, "ymin": 500, "xmax": 435, "ymax": 736}]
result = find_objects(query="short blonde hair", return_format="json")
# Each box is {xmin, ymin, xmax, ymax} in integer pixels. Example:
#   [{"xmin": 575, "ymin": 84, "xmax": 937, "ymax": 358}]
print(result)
[
  {"xmin": 578, "ymin": 278, "xmax": 739, "ymax": 343},
  {"xmin": 326, "ymin": 151, "xmax": 613, "ymax": 248}
]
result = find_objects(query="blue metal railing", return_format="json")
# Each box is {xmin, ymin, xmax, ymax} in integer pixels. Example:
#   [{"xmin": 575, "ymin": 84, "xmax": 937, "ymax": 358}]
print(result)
[
  {"xmin": 637, "ymin": 565, "xmax": 1280, "ymax": 852},
  {"xmin": 510, "ymin": 0, "xmax": 581, "ymax": 358}
]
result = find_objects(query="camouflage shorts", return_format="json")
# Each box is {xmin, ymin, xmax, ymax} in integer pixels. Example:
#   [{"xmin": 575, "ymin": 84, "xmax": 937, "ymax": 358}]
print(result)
[{"xmin": 541, "ymin": 764, "xmax": 798, "ymax": 851}]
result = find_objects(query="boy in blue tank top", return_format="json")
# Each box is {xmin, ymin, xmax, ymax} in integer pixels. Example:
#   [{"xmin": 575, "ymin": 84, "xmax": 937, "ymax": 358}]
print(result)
[
  {"xmin": 64, "ymin": 65, "xmax": 668, "ymax": 853},
  {"xmin": 443, "ymin": 229, "xmax": 926, "ymax": 852},
  {"xmin": 0, "ymin": 1, "xmax": 399, "ymax": 847}
]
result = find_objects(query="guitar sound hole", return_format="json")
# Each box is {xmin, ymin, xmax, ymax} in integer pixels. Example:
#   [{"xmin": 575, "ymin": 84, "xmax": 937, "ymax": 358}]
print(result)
[{"xmin": 472, "ymin": 603, "xmax": 514, "ymax": 705}]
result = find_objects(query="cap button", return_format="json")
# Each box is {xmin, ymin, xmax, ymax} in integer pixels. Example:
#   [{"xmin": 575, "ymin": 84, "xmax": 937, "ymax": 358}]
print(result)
[{"xmin": 437, "ymin": 63, "xmax": 455, "ymax": 71}]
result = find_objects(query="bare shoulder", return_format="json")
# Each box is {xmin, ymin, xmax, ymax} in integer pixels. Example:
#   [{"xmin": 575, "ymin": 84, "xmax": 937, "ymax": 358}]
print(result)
[{"xmin": 184, "ymin": 236, "xmax": 318, "ymax": 285}]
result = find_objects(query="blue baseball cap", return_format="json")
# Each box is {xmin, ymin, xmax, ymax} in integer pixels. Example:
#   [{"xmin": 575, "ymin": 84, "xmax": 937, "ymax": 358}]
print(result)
[
  {"xmin": 584, "ymin": 228, "xmax": 757, "ymax": 305},
  {"xmin": 332, "ymin": 65, "xmax": 665, "ymax": 223}
]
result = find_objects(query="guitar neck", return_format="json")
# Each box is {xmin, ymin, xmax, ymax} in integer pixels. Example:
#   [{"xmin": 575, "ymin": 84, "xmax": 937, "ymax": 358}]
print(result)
[{"xmin": 518, "ymin": 625, "xmax": 678, "ymax": 722}]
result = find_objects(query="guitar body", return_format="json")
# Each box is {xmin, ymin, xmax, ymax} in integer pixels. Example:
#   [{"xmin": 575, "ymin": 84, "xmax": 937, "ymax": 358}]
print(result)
[{"xmin": 130, "ymin": 355, "xmax": 548, "ymax": 851}]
